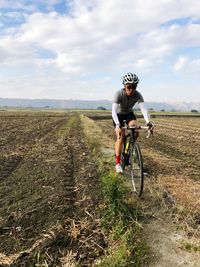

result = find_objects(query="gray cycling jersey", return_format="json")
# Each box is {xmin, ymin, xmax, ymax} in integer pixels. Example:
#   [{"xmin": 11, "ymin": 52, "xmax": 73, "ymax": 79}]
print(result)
[{"xmin": 113, "ymin": 88, "xmax": 144, "ymax": 114}]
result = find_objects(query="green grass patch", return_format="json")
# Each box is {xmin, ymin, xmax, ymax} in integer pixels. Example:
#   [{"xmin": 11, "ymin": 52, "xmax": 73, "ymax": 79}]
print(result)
[
  {"xmin": 96, "ymin": 172, "xmax": 149, "ymax": 266},
  {"xmin": 184, "ymin": 241, "xmax": 200, "ymax": 252},
  {"xmin": 56, "ymin": 116, "xmax": 75, "ymax": 137},
  {"xmin": 81, "ymin": 115, "xmax": 150, "ymax": 266}
]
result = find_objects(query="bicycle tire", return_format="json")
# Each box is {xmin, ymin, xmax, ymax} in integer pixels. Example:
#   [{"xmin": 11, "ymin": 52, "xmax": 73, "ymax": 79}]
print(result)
[
  {"xmin": 120, "ymin": 142, "xmax": 126, "ymax": 171},
  {"xmin": 129, "ymin": 142, "xmax": 144, "ymax": 197}
]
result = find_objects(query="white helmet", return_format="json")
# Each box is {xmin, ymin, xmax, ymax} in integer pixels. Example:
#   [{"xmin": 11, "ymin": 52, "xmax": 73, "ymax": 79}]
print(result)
[{"xmin": 122, "ymin": 73, "xmax": 139, "ymax": 85}]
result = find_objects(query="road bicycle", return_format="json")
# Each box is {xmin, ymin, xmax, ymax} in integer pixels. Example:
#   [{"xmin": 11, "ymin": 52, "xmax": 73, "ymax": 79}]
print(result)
[{"xmin": 120, "ymin": 121, "xmax": 150, "ymax": 197}]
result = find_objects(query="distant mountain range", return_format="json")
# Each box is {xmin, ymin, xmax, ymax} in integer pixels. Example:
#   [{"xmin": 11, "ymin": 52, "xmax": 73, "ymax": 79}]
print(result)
[{"xmin": 0, "ymin": 98, "xmax": 199, "ymax": 112}]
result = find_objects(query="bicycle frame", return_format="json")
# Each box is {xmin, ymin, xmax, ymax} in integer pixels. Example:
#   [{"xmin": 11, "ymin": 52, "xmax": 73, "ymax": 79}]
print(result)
[{"xmin": 121, "ymin": 122, "xmax": 149, "ymax": 196}]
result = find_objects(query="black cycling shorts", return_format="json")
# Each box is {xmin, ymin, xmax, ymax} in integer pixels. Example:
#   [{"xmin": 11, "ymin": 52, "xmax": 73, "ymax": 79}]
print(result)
[{"xmin": 113, "ymin": 112, "xmax": 137, "ymax": 127}]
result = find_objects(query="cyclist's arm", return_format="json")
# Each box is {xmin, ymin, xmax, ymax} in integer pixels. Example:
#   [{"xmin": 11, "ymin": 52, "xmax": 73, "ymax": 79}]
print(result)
[
  {"xmin": 112, "ymin": 103, "xmax": 120, "ymax": 128},
  {"xmin": 138, "ymin": 102, "xmax": 150, "ymax": 123}
]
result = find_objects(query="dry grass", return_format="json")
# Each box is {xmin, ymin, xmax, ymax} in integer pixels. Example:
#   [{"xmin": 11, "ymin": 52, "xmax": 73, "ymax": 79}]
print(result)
[
  {"xmin": 159, "ymin": 175, "xmax": 200, "ymax": 214},
  {"xmin": 0, "ymin": 113, "xmax": 105, "ymax": 266},
  {"xmin": 81, "ymin": 114, "xmax": 114, "ymax": 150},
  {"xmin": 60, "ymin": 250, "xmax": 77, "ymax": 267}
]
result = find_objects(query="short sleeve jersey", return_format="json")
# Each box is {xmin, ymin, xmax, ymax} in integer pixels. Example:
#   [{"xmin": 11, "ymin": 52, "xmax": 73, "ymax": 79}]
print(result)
[{"xmin": 113, "ymin": 88, "xmax": 144, "ymax": 114}]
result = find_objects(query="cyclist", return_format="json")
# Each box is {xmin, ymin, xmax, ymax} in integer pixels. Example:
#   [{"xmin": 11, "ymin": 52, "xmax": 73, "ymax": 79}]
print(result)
[{"xmin": 112, "ymin": 72, "xmax": 154, "ymax": 173}]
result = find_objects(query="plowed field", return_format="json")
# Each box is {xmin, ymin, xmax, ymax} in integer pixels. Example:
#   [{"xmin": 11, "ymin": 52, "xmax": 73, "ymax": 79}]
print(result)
[
  {"xmin": 0, "ymin": 112, "xmax": 104, "ymax": 266},
  {"xmin": 1, "ymin": 110, "xmax": 200, "ymax": 266},
  {"xmin": 83, "ymin": 113, "xmax": 200, "ymax": 267},
  {"xmin": 92, "ymin": 115, "xmax": 200, "ymax": 219}
]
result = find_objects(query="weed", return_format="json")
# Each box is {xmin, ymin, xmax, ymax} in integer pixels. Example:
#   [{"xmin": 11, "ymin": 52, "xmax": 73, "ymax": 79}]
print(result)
[
  {"xmin": 184, "ymin": 241, "xmax": 200, "ymax": 252},
  {"xmin": 81, "ymin": 115, "xmax": 150, "ymax": 266},
  {"xmin": 97, "ymin": 172, "xmax": 149, "ymax": 266}
]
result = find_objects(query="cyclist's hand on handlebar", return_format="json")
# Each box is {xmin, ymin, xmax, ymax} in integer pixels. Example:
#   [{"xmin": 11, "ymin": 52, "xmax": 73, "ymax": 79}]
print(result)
[
  {"xmin": 147, "ymin": 122, "xmax": 154, "ymax": 130},
  {"xmin": 147, "ymin": 122, "xmax": 155, "ymax": 136}
]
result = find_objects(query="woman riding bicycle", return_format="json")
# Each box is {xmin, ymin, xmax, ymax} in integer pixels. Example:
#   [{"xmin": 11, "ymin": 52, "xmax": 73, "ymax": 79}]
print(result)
[{"xmin": 112, "ymin": 72, "xmax": 154, "ymax": 173}]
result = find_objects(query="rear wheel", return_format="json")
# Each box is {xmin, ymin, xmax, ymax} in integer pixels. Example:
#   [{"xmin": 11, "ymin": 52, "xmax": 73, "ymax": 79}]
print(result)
[{"xmin": 129, "ymin": 142, "xmax": 144, "ymax": 196}]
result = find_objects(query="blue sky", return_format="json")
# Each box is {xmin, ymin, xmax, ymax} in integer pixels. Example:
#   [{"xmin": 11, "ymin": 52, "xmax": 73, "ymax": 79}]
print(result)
[{"xmin": 0, "ymin": 0, "xmax": 200, "ymax": 102}]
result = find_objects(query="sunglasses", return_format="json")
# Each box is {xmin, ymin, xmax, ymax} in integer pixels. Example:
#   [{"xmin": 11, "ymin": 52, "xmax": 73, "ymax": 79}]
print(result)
[{"xmin": 126, "ymin": 84, "xmax": 136, "ymax": 90}]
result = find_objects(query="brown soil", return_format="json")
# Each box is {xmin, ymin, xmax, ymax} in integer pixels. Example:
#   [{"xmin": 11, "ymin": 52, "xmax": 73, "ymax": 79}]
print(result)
[
  {"xmin": 0, "ymin": 113, "xmax": 105, "ymax": 266},
  {"xmin": 1, "ymin": 111, "xmax": 200, "ymax": 266},
  {"xmin": 85, "ymin": 114, "xmax": 200, "ymax": 267}
]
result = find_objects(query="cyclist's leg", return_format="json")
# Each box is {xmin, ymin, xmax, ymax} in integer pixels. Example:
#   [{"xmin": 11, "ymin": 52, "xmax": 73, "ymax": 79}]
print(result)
[
  {"xmin": 127, "ymin": 111, "xmax": 137, "ymax": 126},
  {"xmin": 128, "ymin": 119, "xmax": 137, "ymax": 126},
  {"xmin": 127, "ymin": 112, "xmax": 139, "ymax": 138},
  {"xmin": 115, "ymin": 130, "xmax": 123, "ymax": 154},
  {"xmin": 113, "ymin": 114, "xmax": 125, "ymax": 168},
  {"xmin": 114, "ymin": 122, "xmax": 124, "ymax": 158}
]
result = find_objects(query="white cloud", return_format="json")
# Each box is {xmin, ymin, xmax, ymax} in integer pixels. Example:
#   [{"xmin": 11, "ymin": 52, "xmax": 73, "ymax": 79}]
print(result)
[
  {"xmin": 189, "ymin": 59, "xmax": 200, "ymax": 71},
  {"xmin": 2, "ymin": 1, "xmax": 200, "ymax": 73},
  {"xmin": 173, "ymin": 57, "xmax": 188, "ymax": 71},
  {"xmin": 173, "ymin": 56, "xmax": 200, "ymax": 73},
  {"xmin": 1, "ymin": 0, "xmax": 200, "ymax": 100},
  {"xmin": 0, "ymin": 71, "xmax": 115, "ymax": 100}
]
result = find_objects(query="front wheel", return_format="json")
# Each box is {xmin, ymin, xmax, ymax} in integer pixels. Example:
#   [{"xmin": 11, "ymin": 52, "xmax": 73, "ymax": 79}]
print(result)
[
  {"xmin": 120, "ymin": 142, "xmax": 126, "ymax": 171},
  {"xmin": 129, "ymin": 142, "xmax": 144, "ymax": 196}
]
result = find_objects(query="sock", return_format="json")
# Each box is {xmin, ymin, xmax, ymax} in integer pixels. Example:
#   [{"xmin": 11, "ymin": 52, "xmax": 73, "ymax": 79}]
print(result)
[{"xmin": 115, "ymin": 155, "xmax": 120, "ymax": 165}]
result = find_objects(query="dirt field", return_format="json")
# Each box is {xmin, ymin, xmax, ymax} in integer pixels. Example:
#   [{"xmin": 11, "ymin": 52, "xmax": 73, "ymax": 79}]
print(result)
[
  {"xmin": 1, "ymin": 110, "xmax": 200, "ymax": 266},
  {"xmin": 88, "ymin": 114, "xmax": 200, "ymax": 266},
  {"xmin": 93, "ymin": 115, "xmax": 200, "ymax": 215},
  {"xmin": 0, "ymin": 111, "xmax": 105, "ymax": 266}
]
